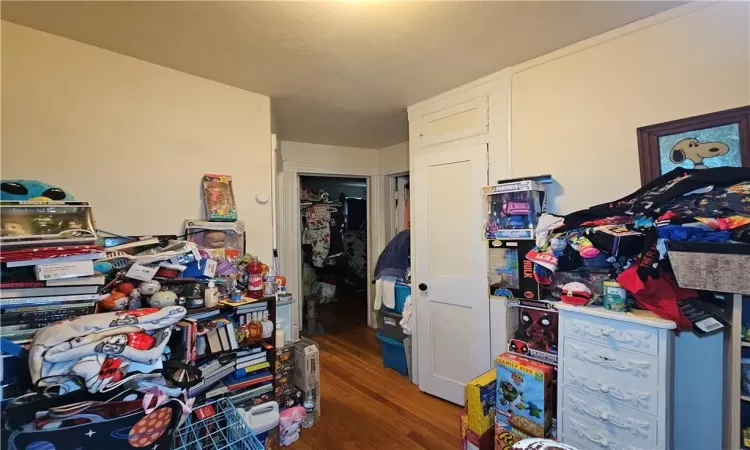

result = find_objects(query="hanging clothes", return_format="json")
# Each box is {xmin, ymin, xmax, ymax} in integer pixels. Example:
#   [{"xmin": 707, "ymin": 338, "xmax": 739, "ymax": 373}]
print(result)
[{"xmin": 303, "ymin": 202, "xmax": 345, "ymax": 268}]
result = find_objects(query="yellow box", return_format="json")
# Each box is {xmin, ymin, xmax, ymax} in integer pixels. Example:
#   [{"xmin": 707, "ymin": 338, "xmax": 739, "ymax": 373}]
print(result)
[{"xmin": 466, "ymin": 369, "xmax": 497, "ymax": 435}]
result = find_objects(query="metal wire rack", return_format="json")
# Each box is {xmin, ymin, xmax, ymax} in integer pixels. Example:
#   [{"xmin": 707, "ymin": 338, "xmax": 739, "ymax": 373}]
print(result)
[{"xmin": 175, "ymin": 398, "xmax": 263, "ymax": 450}]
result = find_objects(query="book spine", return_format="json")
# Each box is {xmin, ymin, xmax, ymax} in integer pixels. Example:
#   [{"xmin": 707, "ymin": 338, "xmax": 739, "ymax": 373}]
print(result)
[{"xmin": 2, "ymin": 309, "xmax": 89, "ymax": 325}]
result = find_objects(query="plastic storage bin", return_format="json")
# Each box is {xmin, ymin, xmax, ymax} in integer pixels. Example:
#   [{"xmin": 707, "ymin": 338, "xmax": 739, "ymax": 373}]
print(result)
[
  {"xmin": 377, "ymin": 332, "xmax": 408, "ymax": 376},
  {"xmin": 383, "ymin": 284, "xmax": 410, "ymax": 313},
  {"xmin": 379, "ymin": 309, "xmax": 406, "ymax": 341}
]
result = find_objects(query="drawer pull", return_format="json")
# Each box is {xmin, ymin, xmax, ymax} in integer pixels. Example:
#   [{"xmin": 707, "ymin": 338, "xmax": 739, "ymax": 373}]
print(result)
[
  {"xmin": 569, "ymin": 417, "xmax": 644, "ymax": 450},
  {"xmin": 571, "ymin": 320, "xmax": 651, "ymax": 348},
  {"xmin": 570, "ymin": 343, "xmax": 651, "ymax": 377},
  {"xmin": 569, "ymin": 393, "xmax": 650, "ymax": 437},
  {"xmin": 568, "ymin": 369, "xmax": 650, "ymax": 410}
]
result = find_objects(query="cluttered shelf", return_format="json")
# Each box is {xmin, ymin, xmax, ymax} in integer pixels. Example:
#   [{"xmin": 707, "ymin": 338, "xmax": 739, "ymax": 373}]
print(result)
[{"xmin": 0, "ymin": 176, "xmax": 317, "ymax": 450}]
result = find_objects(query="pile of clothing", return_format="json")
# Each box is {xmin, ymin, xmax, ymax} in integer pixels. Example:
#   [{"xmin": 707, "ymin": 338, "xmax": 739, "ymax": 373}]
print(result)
[{"xmin": 526, "ymin": 167, "xmax": 750, "ymax": 328}]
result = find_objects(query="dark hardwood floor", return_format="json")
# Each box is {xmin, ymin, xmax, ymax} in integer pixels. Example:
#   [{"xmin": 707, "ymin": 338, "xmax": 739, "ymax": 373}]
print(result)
[{"xmin": 291, "ymin": 326, "xmax": 462, "ymax": 449}]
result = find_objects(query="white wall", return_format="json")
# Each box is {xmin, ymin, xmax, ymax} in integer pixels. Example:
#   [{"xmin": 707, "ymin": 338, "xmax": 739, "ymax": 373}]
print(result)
[
  {"xmin": 1, "ymin": 22, "xmax": 274, "ymax": 262},
  {"xmin": 378, "ymin": 141, "xmax": 409, "ymax": 175},
  {"xmin": 279, "ymin": 140, "xmax": 380, "ymax": 169},
  {"xmin": 510, "ymin": 2, "xmax": 750, "ymax": 214}
]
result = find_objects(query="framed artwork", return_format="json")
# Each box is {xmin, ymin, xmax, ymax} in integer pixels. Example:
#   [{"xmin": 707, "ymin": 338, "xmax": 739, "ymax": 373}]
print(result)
[{"xmin": 637, "ymin": 105, "xmax": 750, "ymax": 185}]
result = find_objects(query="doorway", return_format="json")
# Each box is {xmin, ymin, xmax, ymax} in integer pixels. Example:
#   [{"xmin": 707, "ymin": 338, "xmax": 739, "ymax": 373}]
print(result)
[{"xmin": 299, "ymin": 175, "xmax": 369, "ymax": 336}]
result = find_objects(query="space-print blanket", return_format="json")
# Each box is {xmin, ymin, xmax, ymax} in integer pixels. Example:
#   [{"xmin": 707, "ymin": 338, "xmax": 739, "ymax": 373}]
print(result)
[{"xmin": 29, "ymin": 306, "xmax": 186, "ymax": 392}]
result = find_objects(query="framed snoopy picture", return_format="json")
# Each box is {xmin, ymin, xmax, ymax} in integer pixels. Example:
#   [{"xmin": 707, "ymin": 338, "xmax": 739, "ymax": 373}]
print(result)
[{"xmin": 637, "ymin": 105, "xmax": 750, "ymax": 185}]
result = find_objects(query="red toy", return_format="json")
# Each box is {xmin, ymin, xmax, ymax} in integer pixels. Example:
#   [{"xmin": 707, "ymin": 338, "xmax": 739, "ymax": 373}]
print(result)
[{"xmin": 507, "ymin": 300, "xmax": 558, "ymax": 365}]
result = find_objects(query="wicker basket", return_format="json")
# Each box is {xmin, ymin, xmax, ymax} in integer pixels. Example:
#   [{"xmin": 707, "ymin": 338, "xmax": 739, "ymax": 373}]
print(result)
[{"xmin": 667, "ymin": 241, "xmax": 750, "ymax": 295}]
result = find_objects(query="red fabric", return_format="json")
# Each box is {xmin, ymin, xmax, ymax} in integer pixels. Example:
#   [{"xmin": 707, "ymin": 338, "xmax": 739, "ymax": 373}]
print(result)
[
  {"xmin": 617, "ymin": 264, "xmax": 695, "ymax": 329},
  {"xmin": 127, "ymin": 331, "xmax": 156, "ymax": 350}
]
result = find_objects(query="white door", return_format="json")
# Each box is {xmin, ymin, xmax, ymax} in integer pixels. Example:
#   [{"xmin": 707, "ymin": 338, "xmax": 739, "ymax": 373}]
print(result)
[{"xmin": 413, "ymin": 144, "xmax": 490, "ymax": 405}]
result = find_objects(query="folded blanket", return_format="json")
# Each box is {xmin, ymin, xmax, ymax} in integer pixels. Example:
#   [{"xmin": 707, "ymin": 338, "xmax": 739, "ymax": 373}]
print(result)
[{"xmin": 30, "ymin": 306, "xmax": 186, "ymax": 392}]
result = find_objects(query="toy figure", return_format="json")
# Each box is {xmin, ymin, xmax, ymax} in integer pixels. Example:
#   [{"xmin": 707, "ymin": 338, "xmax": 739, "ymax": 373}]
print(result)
[
  {"xmin": 516, "ymin": 309, "xmax": 557, "ymax": 353},
  {"xmin": 526, "ymin": 401, "xmax": 542, "ymax": 419},
  {"xmin": 31, "ymin": 214, "xmax": 58, "ymax": 234},
  {"xmin": 1, "ymin": 222, "xmax": 27, "ymax": 236},
  {"xmin": 279, "ymin": 406, "xmax": 305, "ymax": 446},
  {"xmin": 498, "ymin": 380, "xmax": 519, "ymax": 406},
  {"xmin": 0, "ymin": 180, "xmax": 75, "ymax": 201},
  {"xmin": 202, "ymin": 174, "xmax": 237, "ymax": 221},
  {"xmin": 203, "ymin": 230, "xmax": 227, "ymax": 249}
]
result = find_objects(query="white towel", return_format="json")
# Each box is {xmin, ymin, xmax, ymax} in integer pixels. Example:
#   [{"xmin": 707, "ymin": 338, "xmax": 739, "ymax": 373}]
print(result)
[
  {"xmin": 373, "ymin": 277, "xmax": 398, "ymax": 310},
  {"xmin": 399, "ymin": 295, "xmax": 413, "ymax": 335}
]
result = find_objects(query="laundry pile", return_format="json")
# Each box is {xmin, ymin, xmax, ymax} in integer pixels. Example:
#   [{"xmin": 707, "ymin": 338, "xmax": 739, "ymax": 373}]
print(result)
[{"xmin": 526, "ymin": 167, "xmax": 750, "ymax": 327}]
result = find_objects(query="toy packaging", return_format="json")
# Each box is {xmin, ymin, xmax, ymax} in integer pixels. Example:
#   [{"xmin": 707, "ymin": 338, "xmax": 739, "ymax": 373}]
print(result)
[
  {"xmin": 461, "ymin": 408, "xmax": 494, "ymax": 450},
  {"xmin": 202, "ymin": 173, "xmax": 237, "ymax": 222},
  {"xmin": 489, "ymin": 240, "xmax": 547, "ymax": 300},
  {"xmin": 0, "ymin": 201, "xmax": 96, "ymax": 248},
  {"xmin": 184, "ymin": 219, "xmax": 245, "ymax": 261},
  {"xmin": 466, "ymin": 369, "xmax": 497, "ymax": 435},
  {"xmin": 494, "ymin": 415, "xmax": 556, "ymax": 450},
  {"xmin": 483, "ymin": 177, "xmax": 549, "ymax": 240},
  {"xmin": 548, "ymin": 270, "xmax": 611, "ymax": 304},
  {"xmin": 505, "ymin": 300, "xmax": 558, "ymax": 365},
  {"xmin": 495, "ymin": 352, "xmax": 554, "ymax": 438}
]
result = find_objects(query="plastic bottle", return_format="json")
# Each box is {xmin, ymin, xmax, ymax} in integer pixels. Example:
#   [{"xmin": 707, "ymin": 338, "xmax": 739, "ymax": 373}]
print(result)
[
  {"xmin": 246, "ymin": 256, "xmax": 264, "ymax": 299},
  {"xmin": 301, "ymin": 400, "xmax": 315, "ymax": 428},
  {"xmin": 204, "ymin": 280, "xmax": 219, "ymax": 308}
]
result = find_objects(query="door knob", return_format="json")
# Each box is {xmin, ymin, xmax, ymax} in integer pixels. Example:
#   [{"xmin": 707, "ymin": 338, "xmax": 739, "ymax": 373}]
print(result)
[{"xmin": 418, "ymin": 283, "xmax": 428, "ymax": 292}]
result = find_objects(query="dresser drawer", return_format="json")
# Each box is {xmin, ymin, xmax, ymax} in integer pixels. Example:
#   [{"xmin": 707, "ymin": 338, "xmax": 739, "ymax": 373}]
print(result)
[
  {"xmin": 562, "ymin": 389, "xmax": 659, "ymax": 449},
  {"xmin": 561, "ymin": 410, "xmax": 653, "ymax": 450},
  {"xmin": 561, "ymin": 339, "xmax": 659, "ymax": 416},
  {"xmin": 563, "ymin": 312, "xmax": 659, "ymax": 356}
]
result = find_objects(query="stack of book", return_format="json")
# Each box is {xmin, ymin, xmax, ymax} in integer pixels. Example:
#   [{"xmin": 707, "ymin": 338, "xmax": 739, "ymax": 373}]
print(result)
[
  {"xmin": 0, "ymin": 245, "xmax": 106, "ymax": 343},
  {"xmin": 200, "ymin": 344, "xmax": 274, "ymax": 400}
]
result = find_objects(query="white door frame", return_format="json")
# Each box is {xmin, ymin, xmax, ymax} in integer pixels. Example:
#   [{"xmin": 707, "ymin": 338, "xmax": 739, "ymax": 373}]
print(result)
[{"xmin": 278, "ymin": 160, "xmax": 386, "ymax": 331}]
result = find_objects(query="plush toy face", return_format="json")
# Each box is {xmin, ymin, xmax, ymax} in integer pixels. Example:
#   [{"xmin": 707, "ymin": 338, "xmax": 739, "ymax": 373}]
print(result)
[{"xmin": 0, "ymin": 180, "xmax": 74, "ymax": 201}]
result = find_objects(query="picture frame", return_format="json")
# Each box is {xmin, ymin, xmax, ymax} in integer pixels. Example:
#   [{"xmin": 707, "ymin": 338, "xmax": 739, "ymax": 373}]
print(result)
[{"xmin": 636, "ymin": 105, "xmax": 750, "ymax": 185}]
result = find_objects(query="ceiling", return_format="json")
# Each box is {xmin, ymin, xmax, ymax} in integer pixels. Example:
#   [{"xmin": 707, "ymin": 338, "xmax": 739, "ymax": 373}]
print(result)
[{"xmin": 1, "ymin": 1, "xmax": 681, "ymax": 149}]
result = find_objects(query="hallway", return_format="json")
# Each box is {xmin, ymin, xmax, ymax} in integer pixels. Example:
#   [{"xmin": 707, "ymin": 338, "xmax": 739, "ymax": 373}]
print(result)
[{"xmin": 292, "ymin": 327, "xmax": 461, "ymax": 449}]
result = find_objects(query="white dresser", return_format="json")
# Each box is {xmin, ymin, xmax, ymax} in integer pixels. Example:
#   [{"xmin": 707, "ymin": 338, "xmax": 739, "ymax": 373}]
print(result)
[{"xmin": 556, "ymin": 304, "xmax": 723, "ymax": 450}]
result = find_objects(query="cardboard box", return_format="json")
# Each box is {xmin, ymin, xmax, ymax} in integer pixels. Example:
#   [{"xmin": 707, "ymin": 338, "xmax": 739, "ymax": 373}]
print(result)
[
  {"xmin": 495, "ymin": 352, "xmax": 554, "ymax": 438},
  {"xmin": 494, "ymin": 415, "xmax": 555, "ymax": 450},
  {"xmin": 505, "ymin": 299, "xmax": 558, "ymax": 365},
  {"xmin": 466, "ymin": 369, "xmax": 496, "ymax": 435},
  {"xmin": 488, "ymin": 240, "xmax": 547, "ymax": 301},
  {"xmin": 35, "ymin": 260, "xmax": 94, "ymax": 281},
  {"xmin": 461, "ymin": 408, "xmax": 494, "ymax": 450},
  {"xmin": 275, "ymin": 344, "xmax": 295, "ymax": 374},
  {"xmin": 292, "ymin": 337, "xmax": 319, "ymax": 392}
]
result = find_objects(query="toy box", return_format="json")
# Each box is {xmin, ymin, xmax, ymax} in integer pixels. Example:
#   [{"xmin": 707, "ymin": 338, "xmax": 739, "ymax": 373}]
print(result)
[
  {"xmin": 461, "ymin": 408, "xmax": 494, "ymax": 450},
  {"xmin": 505, "ymin": 299, "xmax": 558, "ymax": 365},
  {"xmin": 488, "ymin": 240, "xmax": 547, "ymax": 300},
  {"xmin": 483, "ymin": 177, "xmax": 549, "ymax": 240},
  {"xmin": 202, "ymin": 174, "xmax": 237, "ymax": 222},
  {"xmin": 184, "ymin": 219, "xmax": 245, "ymax": 261},
  {"xmin": 495, "ymin": 352, "xmax": 554, "ymax": 438},
  {"xmin": 0, "ymin": 201, "xmax": 96, "ymax": 248},
  {"xmin": 466, "ymin": 369, "xmax": 497, "ymax": 435}
]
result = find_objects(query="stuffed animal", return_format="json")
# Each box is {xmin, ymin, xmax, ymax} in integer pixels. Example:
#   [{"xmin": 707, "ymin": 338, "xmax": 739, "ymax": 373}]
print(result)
[
  {"xmin": 0, "ymin": 180, "xmax": 75, "ymax": 201},
  {"xmin": 279, "ymin": 406, "xmax": 305, "ymax": 446}
]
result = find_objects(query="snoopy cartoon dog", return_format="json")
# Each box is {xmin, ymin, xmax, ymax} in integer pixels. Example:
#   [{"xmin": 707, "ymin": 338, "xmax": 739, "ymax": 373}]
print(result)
[{"xmin": 670, "ymin": 138, "xmax": 729, "ymax": 169}]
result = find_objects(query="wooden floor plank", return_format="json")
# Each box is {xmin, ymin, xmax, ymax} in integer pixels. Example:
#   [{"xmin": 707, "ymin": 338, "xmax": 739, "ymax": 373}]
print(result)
[{"xmin": 290, "ymin": 326, "xmax": 461, "ymax": 449}]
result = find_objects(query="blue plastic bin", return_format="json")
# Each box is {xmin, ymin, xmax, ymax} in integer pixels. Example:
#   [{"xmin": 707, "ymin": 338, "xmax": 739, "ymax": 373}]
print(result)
[
  {"xmin": 384, "ymin": 284, "xmax": 410, "ymax": 314},
  {"xmin": 377, "ymin": 332, "xmax": 408, "ymax": 376}
]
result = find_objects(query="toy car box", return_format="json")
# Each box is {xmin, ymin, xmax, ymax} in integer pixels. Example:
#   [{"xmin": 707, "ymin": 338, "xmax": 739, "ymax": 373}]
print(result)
[
  {"xmin": 505, "ymin": 299, "xmax": 558, "ymax": 365},
  {"xmin": 495, "ymin": 352, "xmax": 554, "ymax": 438},
  {"xmin": 489, "ymin": 240, "xmax": 548, "ymax": 301},
  {"xmin": 466, "ymin": 369, "xmax": 497, "ymax": 435},
  {"xmin": 483, "ymin": 177, "xmax": 550, "ymax": 240}
]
